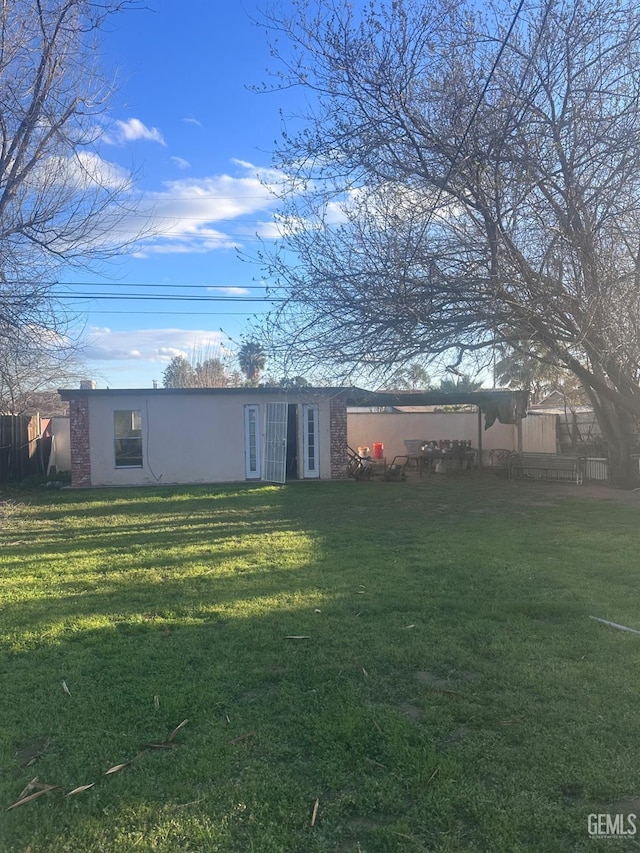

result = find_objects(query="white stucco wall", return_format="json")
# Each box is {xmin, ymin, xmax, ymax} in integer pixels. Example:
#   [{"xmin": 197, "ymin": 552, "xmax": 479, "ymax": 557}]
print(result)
[
  {"xmin": 347, "ymin": 410, "xmax": 557, "ymax": 462},
  {"xmin": 347, "ymin": 411, "xmax": 516, "ymax": 462},
  {"xmin": 85, "ymin": 390, "xmax": 334, "ymax": 486}
]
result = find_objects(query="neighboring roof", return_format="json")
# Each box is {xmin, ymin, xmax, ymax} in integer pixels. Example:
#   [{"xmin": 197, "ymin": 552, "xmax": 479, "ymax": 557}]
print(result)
[
  {"xmin": 389, "ymin": 406, "xmax": 441, "ymax": 413},
  {"xmin": 533, "ymin": 390, "xmax": 566, "ymax": 407},
  {"xmin": 528, "ymin": 406, "xmax": 594, "ymax": 415}
]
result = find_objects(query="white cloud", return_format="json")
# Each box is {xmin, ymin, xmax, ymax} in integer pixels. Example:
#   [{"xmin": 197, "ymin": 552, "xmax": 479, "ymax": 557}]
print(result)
[
  {"xmin": 103, "ymin": 118, "xmax": 166, "ymax": 146},
  {"xmin": 170, "ymin": 156, "xmax": 191, "ymax": 170},
  {"xmin": 127, "ymin": 160, "xmax": 285, "ymax": 257},
  {"xmin": 84, "ymin": 327, "xmax": 228, "ymax": 364},
  {"xmin": 208, "ymin": 286, "xmax": 251, "ymax": 296},
  {"xmin": 253, "ymin": 218, "xmax": 285, "ymax": 239},
  {"xmin": 157, "ymin": 346, "xmax": 187, "ymax": 359},
  {"xmin": 183, "ymin": 115, "xmax": 203, "ymax": 128},
  {"xmin": 69, "ymin": 158, "xmax": 289, "ymax": 260},
  {"xmin": 33, "ymin": 151, "xmax": 132, "ymax": 192},
  {"xmin": 76, "ymin": 152, "xmax": 133, "ymax": 189}
]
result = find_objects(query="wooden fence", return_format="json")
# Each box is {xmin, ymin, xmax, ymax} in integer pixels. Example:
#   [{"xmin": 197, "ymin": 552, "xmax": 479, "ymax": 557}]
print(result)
[{"xmin": 0, "ymin": 415, "xmax": 43, "ymax": 482}]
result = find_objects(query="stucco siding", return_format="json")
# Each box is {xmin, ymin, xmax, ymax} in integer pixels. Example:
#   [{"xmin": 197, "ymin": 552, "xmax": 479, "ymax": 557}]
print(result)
[
  {"xmin": 82, "ymin": 390, "xmax": 335, "ymax": 486},
  {"xmin": 347, "ymin": 411, "xmax": 516, "ymax": 462},
  {"xmin": 347, "ymin": 410, "xmax": 558, "ymax": 461}
]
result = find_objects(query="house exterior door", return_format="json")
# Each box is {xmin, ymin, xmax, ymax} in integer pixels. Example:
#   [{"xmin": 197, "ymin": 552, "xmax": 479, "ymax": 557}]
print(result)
[
  {"xmin": 243, "ymin": 404, "xmax": 261, "ymax": 479},
  {"xmin": 302, "ymin": 404, "xmax": 320, "ymax": 478},
  {"xmin": 263, "ymin": 402, "xmax": 288, "ymax": 483}
]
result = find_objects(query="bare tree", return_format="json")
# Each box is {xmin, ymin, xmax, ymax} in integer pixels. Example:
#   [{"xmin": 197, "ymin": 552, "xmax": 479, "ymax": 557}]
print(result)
[
  {"xmin": 194, "ymin": 358, "xmax": 229, "ymax": 388},
  {"xmin": 262, "ymin": 0, "xmax": 640, "ymax": 485},
  {"xmin": 0, "ymin": 324, "xmax": 84, "ymax": 413},
  {"xmin": 0, "ymin": 0, "xmax": 142, "ymax": 346},
  {"xmin": 162, "ymin": 345, "xmax": 233, "ymax": 388}
]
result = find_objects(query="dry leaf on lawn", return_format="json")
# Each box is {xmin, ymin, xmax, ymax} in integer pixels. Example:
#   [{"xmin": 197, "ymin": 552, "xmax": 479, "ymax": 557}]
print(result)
[
  {"xmin": 17, "ymin": 777, "xmax": 40, "ymax": 800},
  {"xmin": 167, "ymin": 719, "xmax": 188, "ymax": 742},
  {"xmin": 228, "ymin": 732, "xmax": 254, "ymax": 745},
  {"xmin": 8, "ymin": 787, "xmax": 58, "ymax": 810},
  {"xmin": 426, "ymin": 766, "xmax": 440, "ymax": 785},
  {"xmin": 104, "ymin": 762, "xmax": 129, "ymax": 775},
  {"xmin": 66, "ymin": 783, "xmax": 95, "ymax": 796}
]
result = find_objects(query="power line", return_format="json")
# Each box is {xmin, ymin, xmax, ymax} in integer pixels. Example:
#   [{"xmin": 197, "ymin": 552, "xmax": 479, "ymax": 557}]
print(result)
[
  {"xmin": 52, "ymin": 294, "xmax": 283, "ymax": 302},
  {"xmin": 124, "ymin": 214, "xmax": 279, "ymax": 223},
  {"xmin": 78, "ymin": 309, "xmax": 269, "ymax": 316},
  {"xmin": 5, "ymin": 279, "xmax": 283, "ymax": 289},
  {"xmin": 52, "ymin": 281, "xmax": 279, "ymax": 290}
]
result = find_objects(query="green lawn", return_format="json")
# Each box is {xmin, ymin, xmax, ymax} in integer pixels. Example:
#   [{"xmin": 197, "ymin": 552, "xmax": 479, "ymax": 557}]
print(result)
[{"xmin": 1, "ymin": 477, "xmax": 640, "ymax": 852}]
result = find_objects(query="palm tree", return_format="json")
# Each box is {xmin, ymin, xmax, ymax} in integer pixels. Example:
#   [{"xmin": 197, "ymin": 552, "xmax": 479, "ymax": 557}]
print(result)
[
  {"xmin": 493, "ymin": 347, "xmax": 580, "ymax": 404},
  {"xmin": 437, "ymin": 374, "xmax": 483, "ymax": 393},
  {"xmin": 237, "ymin": 341, "xmax": 266, "ymax": 385}
]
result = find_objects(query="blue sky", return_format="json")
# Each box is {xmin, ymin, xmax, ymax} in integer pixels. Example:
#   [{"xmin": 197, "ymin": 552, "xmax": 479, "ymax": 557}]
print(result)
[{"xmin": 64, "ymin": 1, "xmax": 297, "ymax": 388}]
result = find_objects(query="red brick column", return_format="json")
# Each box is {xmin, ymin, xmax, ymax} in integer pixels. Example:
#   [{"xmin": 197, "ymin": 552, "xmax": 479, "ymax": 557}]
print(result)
[
  {"xmin": 69, "ymin": 398, "xmax": 91, "ymax": 487},
  {"xmin": 329, "ymin": 394, "xmax": 349, "ymax": 479}
]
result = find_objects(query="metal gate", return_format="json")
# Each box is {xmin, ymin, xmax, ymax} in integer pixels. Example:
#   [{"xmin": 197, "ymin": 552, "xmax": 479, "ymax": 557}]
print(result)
[{"xmin": 263, "ymin": 402, "xmax": 288, "ymax": 483}]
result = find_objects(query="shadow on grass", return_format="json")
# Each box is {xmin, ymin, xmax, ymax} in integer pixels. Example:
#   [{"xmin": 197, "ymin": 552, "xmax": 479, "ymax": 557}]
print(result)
[
  {"xmin": 3, "ymin": 480, "xmax": 640, "ymax": 851},
  {"xmin": 0, "ymin": 483, "xmax": 481, "ymax": 850},
  {"xmin": 0, "ymin": 484, "xmax": 327, "ymax": 636},
  {"xmin": 1, "ymin": 594, "xmax": 441, "ymax": 853}
]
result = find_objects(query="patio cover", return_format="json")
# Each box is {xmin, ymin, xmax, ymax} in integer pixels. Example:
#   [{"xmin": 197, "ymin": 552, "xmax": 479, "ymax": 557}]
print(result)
[{"xmin": 344, "ymin": 388, "xmax": 528, "ymax": 428}]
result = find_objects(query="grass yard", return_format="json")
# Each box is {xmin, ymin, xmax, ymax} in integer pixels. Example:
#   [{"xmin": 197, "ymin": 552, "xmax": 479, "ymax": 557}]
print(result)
[{"xmin": 1, "ymin": 476, "xmax": 640, "ymax": 852}]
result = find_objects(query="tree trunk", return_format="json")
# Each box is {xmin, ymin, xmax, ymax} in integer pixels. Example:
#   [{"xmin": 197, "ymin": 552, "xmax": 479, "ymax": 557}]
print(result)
[
  {"xmin": 608, "ymin": 441, "xmax": 636, "ymax": 489},
  {"xmin": 589, "ymin": 395, "xmax": 638, "ymax": 489}
]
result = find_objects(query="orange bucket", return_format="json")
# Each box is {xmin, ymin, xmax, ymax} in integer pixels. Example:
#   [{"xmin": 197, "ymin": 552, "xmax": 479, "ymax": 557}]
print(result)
[{"xmin": 372, "ymin": 442, "xmax": 384, "ymax": 459}]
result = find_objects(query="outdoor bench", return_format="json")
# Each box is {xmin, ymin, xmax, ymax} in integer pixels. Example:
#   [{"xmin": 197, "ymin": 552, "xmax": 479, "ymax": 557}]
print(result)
[{"xmin": 508, "ymin": 452, "xmax": 583, "ymax": 485}]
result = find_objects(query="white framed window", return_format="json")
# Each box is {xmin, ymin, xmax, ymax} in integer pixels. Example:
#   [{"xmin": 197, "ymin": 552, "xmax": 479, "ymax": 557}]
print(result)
[
  {"xmin": 114, "ymin": 410, "xmax": 143, "ymax": 468},
  {"xmin": 244, "ymin": 404, "xmax": 261, "ymax": 479},
  {"xmin": 302, "ymin": 404, "xmax": 319, "ymax": 478}
]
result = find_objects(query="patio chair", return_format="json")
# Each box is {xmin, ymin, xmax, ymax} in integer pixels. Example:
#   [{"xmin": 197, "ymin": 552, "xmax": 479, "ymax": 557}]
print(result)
[
  {"xmin": 403, "ymin": 439, "xmax": 426, "ymax": 475},
  {"xmin": 347, "ymin": 446, "xmax": 373, "ymax": 480}
]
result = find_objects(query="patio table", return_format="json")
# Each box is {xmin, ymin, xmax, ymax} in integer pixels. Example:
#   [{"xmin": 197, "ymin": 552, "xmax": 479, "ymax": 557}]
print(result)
[{"xmin": 421, "ymin": 448, "xmax": 476, "ymax": 474}]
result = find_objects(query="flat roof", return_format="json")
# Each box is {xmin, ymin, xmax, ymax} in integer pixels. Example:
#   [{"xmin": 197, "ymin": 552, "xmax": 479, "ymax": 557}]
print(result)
[
  {"xmin": 59, "ymin": 385, "xmax": 528, "ymax": 424},
  {"xmin": 347, "ymin": 388, "xmax": 528, "ymax": 425},
  {"xmin": 58, "ymin": 385, "xmax": 348, "ymax": 400}
]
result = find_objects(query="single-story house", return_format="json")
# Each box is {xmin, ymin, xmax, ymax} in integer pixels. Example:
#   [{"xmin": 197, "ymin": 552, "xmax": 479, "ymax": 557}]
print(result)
[
  {"xmin": 58, "ymin": 386, "xmax": 351, "ymax": 487},
  {"xmin": 58, "ymin": 385, "xmax": 527, "ymax": 487}
]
